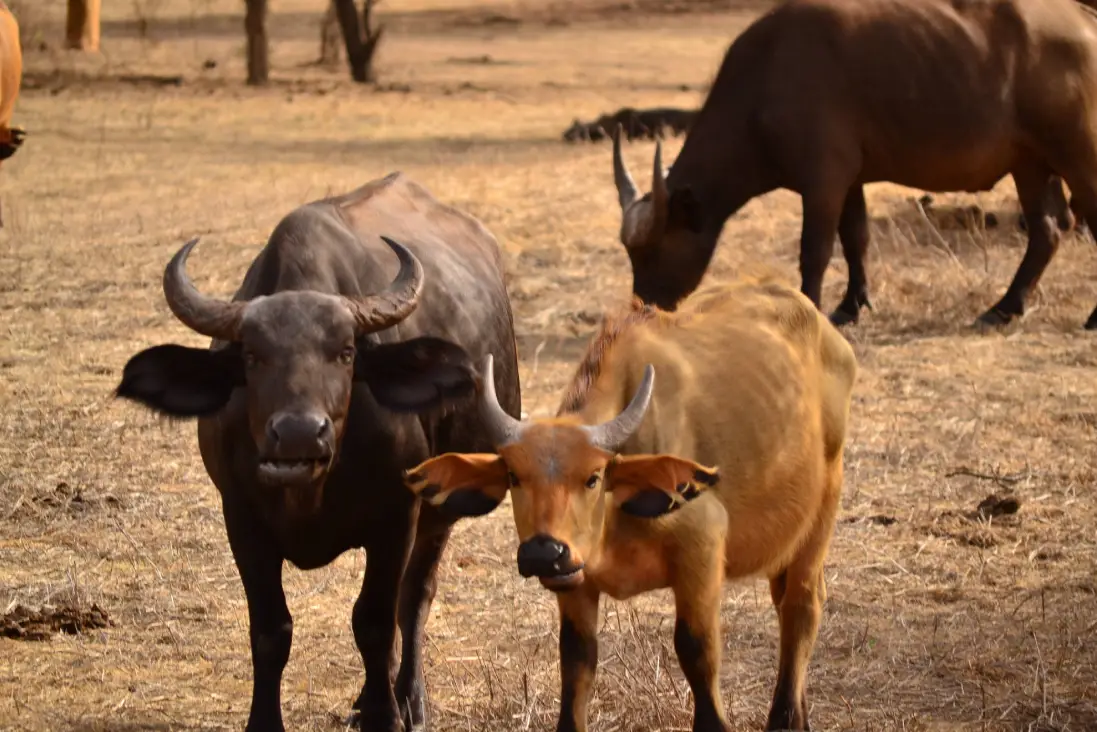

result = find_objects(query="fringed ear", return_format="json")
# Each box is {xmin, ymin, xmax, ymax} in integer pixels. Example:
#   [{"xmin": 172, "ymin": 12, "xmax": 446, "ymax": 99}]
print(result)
[
  {"xmin": 606, "ymin": 454, "xmax": 719, "ymax": 518},
  {"xmin": 404, "ymin": 453, "xmax": 510, "ymax": 518},
  {"xmin": 356, "ymin": 337, "xmax": 477, "ymax": 414},
  {"xmin": 114, "ymin": 343, "xmax": 244, "ymax": 417}
]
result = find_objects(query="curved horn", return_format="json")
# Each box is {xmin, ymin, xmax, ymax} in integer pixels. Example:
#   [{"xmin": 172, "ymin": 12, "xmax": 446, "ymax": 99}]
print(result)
[
  {"xmin": 613, "ymin": 124, "xmax": 638, "ymax": 210},
  {"xmin": 651, "ymin": 141, "xmax": 668, "ymax": 210},
  {"xmin": 345, "ymin": 236, "xmax": 425, "ymax": 334},
  {"xmin": 479, "ymin": 354, "xmax": 525, "ymax": 447},
  {"xmin": 582, "ymin": 364, "xmax": 655, "ymax": 453},
  {"xmin": 162, "ymin": 237, "xmax": 248, "ymax": 341}
]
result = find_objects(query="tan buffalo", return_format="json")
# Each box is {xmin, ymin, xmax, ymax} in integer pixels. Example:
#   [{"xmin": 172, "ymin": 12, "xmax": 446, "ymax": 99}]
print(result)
[
  {"xmin": 0, "ymin": 0, "xmax": 23, "ymax": 228},
  {"xmin": 0, "ymin": 0, "xmax": 23, "ymax": 165},
  {"xmin": 406, "ymin": 277, "xmax": 858, "ymax": 731},
  {"xmin": 612, "ymin": 0, "xmax": 1097, "ymax": 330}
]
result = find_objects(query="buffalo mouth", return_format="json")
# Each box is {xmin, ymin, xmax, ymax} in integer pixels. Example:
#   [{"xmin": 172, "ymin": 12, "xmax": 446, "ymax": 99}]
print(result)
[
  {"xmin": 538, "ymin": 565, "xmax": 585, "ymax": 592},
  {"xmin": 257, "ymin": 456, "xmax": 332, "ymax": 487}
]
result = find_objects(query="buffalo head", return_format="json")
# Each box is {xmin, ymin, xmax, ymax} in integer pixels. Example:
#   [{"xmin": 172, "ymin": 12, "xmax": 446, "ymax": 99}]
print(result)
[
  {"xmin": 404, "ymin": 356, "xmax": 719, "ymax": 592},
  {"xmin": 612, "ymin": 127, "xmax": 707, "ymax": 312},
  {"xmin": 116, "ymin": 236, "xmax": 479, "ymax": 513}
]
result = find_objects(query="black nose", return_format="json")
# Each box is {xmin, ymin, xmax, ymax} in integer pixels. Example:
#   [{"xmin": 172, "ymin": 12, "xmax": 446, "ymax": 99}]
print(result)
[
  {"xmin": 517, "ymin": 534, "xmax": 569, "ymax": 578},
  {"xmin": 266, "ymin": 412, "xmax": 333, "ymax": 457}
]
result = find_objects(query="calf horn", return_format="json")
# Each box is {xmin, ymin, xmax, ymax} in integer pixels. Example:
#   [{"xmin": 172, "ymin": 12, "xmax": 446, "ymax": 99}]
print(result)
[
  {"xmin": 582, "ymin": 364, "xmax": 655, "ymax": 453},
  {"xmin": 613, "ymin": 124, "xmax": 638, "ymax": 210},
  {"xmin": 344, "ymin": 236, "xmax": 425, "ymax": 334},
  {"xmin": 163, "ymin": 237, "xmax": 249, "ymax": 341},
  {"xmin": 478, "ymin": 353, "xmax": 524, "ymax": 447}
]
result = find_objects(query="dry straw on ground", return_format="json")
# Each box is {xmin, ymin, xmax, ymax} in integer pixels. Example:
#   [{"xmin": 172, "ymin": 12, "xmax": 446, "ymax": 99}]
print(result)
[{"xmin": 1, "ymin": 1, "xmax": 1096, "ymax": 730}]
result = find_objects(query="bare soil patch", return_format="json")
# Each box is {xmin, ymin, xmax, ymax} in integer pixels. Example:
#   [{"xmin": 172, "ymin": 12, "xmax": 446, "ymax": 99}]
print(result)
[{"xmin": 1, "ymin": 603, "xmax": 111, "ymax": 641}]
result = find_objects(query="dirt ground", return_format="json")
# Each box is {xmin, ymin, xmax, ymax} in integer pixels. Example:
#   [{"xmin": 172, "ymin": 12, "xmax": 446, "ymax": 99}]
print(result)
[{"xmin": 2, "ymin": 1, "xmax": 1096, "ymax": 730}]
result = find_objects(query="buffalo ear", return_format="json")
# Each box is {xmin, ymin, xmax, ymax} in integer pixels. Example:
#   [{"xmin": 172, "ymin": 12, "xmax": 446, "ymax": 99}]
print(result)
[
  {"xmin": 355, "ymin": 337, "xmax": 478, "ymax": 413},
  {"xmin": 668, "ymin": 187, "xmax": 702, "ymax": 233},
  {"xmin": 404, "ymin": 453, "xmax": 509, "ymax": 519},
  {"xmin": 606, "ymin": 454, "xmax": 719, "ymax": 519},
  {"xmin": 114, "ymin": 343, "xmax": 244, "ymax": 418}
]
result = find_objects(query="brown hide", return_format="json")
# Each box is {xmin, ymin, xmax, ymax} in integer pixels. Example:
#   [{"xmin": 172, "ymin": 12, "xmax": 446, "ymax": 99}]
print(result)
[
  {"xmin": 408, "ymin": 276, "xmax": 858, "ymax": 731},
  {"xmin": 615, "ymin": 0, "xmax": 1097, "ymax": 329},
  {"xmin": 0, "ymin": 1, "xmax": 23, "ymax": 165}
]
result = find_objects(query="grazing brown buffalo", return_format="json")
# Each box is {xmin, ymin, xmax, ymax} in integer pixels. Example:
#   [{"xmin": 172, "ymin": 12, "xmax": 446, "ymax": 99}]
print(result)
[
  {"xmin": 612, "ymin": 0, "xmax": 1097, "ymax": 329},
  {"xmin": 406, "ymin": 277, "xmax": 858, "ymax": 732},
  {"xmin": 115, "ymin": 173, "xmax": 522, "ymax": 732}
]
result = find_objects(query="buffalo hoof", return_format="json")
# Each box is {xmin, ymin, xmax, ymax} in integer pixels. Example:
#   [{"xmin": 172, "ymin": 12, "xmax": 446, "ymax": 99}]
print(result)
[
  {"xmin": 973, "ymin": 307, "xmax": 1015, "ymax": 329},
  {"xmin": 1084, "ymin": 312, "xmax": 1097, "ymax": 331},
  {"xmin": 345, "ymin": 708, "xmax": 405, "ymax": 732},
  {"xmin": 828, "ymin": 308, "xmax": 859, "ymax": 327}
]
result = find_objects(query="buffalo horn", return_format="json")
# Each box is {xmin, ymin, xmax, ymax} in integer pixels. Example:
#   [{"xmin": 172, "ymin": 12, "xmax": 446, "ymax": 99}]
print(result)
[
  {"xmin": 582, "ymin": 364, "xmax": 655, "ymax": 452},
  {"xmin": 479, "ymin": 354, "xmax": 524, "ymax": 447},
  {"xmin": 651, "ymin": 141, "xmax": 668, "ymax": 210},
  {"xmin": 613, "ymin": 124, "xmax": 639, "ymax": 210},
  {"xmin": 344, "ymin": 236, "xmax": 425, "ymax": 334},
  {"xmin": 162, "ymin": 237, "xmax": 248, "ymax": 341}
]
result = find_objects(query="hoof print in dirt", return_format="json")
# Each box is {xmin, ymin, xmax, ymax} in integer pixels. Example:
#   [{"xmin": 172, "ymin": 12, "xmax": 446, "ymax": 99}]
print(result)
[
  {"xmin": 974, "ymin": 493, "xmax": 1022, "ymax": 520},
  {"xmin": 562, "ymin": 106, "xmax": 697, "ymax": 143}
]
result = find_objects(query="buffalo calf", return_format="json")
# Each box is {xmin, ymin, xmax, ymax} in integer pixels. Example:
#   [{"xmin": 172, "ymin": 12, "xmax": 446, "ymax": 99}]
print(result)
[{"xmin": 407, "ymin": 276, "xmax": 857, "ymax": 731}]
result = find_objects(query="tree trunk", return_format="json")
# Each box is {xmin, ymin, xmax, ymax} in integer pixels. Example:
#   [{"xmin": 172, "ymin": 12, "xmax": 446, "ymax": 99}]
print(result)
[
  {"xmin": 65, "ymin": 0, "xmax": 102, "ymax": 52},
  {"xmin": 333, "ymin": 0, "xmax": 383, "ymax": 83},
  {"xmin": 333, "ymin": 0, "xmax": 367, "ymax": 82},
  {"xmin": 319, "ymin": 0, "xmax": 344, "ymax": 67},
  {"xmin": 244, "ymin": 0, "xmax": 269, "ymax": 86},
  {"xmin": 360, "ymin": 0, "xmax": 385, "ymax": 82}
]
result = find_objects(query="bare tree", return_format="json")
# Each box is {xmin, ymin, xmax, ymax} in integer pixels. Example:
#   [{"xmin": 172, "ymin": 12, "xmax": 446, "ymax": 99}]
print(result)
[
  {"xmin": 244, "ymin": 0, "xmax": 268, "ymax": 85},
  {"xmin": 333, "ymin": 0, "xmax": 385, "ymax": 83},
  {"xmin": 65, "ymin": 0, "xmax": 101, "ymax": 51}
]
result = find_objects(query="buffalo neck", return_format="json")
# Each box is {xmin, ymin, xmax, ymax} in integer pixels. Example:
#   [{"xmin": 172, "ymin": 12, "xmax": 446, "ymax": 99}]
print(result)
[{"xmin": 667, "ymin": 115, "xmax": 774, "ymax": 235}]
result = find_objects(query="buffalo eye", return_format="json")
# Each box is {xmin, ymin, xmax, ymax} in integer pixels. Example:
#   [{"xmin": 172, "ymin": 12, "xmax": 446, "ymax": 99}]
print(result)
[
  {"xmin": 585, "ymin": 472, "xmax": 601, "ymax": 490},
  {"xmin": 243, "ymin": 351, "xmax": 259, "ymax": 370},
  {"xmin": 508, "ymin": 471, "xmax": 520, "ymax": 488},
  {"xmin": 338, "ymin": 345, "xmax": 356, "ymax": 365}
]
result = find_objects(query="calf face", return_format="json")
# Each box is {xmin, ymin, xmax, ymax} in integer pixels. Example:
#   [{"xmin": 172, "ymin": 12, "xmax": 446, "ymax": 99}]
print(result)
[
  {"xmin": 405, "ymin": 356, "xmax": 719, "ymax": 591},
  {"xmin": 116, "ymin": 236, "xmax": 479, "ymax": 515}
]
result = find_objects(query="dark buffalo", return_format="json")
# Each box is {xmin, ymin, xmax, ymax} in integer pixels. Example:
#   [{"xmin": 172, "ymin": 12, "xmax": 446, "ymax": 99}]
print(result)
[
  {"xmin": 115, "ymin": 172, "xmax": 522, "ymax": 732},
  {"xmin": 612, "ymin": 0, "xmax": 1097, "ymax": 329}
]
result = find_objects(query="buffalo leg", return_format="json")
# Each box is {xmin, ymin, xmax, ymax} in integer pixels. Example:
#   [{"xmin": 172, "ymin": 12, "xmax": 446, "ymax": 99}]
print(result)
[
  {"xmin": 766, "ymin": 572, "xmax": 822, "ymax": 730},
  {"xmin": 554, "ymin": 586, "xmax": 601, "ymax": 732},
  {"xmin": 394, "ymin": 505, "xmax": 454, "ymax": 731},
  {"xmin": 831, "ymin": 185, "xmax": 873, "ymax": 326},
  {"xmin": 673, "ymin": 556, "xmax": 731, "ymax": 732},
  {"xmin": 224, "ymin": 502, "xmax": 292, "ymax": 732},
  {"xmin": 1018, "ymin": 177, "xmax": 1078, "ymax": 234},
  {"xmin": 352, "ymin": 514, "xmax": 416, "ymax": 732},
  {"xmin": 979, "ymin": 164, "xmax": 1059, "ymax": 326},
  {"xmin": 798, "ymin": 188, "xmax": 847, "ymax": 311},
  {"xmin": 1061, "ymin": 178, "xmax": 1097, "ymax": 329},
  {"xmin": 765, "ymin": 463, "xmax": 840, "ymax": 731}
]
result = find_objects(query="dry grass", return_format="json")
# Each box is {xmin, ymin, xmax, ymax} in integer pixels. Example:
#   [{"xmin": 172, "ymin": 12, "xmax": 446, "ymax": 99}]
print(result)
[{"xmin": 2, "ymin": 1, "xmax": 1097, "ymax": 730}]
